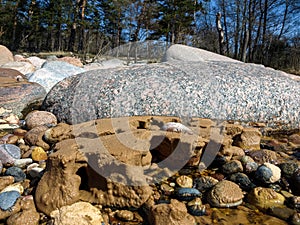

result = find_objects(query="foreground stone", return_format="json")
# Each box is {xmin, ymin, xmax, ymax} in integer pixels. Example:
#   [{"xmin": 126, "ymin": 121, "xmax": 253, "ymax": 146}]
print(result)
[{"xmin": 50, "ymin": 202, "xmax": 104, "ymax": 225}]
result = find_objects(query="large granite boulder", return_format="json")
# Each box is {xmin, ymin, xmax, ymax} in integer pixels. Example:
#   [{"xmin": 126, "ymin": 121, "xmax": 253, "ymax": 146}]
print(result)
[
  {"xmin": 42, "ymin": 44, "xmax": 300, "ymax": 129},
  {"xmin": 0, "ymin": 68, "xmax": 46, "ymax": 118}
]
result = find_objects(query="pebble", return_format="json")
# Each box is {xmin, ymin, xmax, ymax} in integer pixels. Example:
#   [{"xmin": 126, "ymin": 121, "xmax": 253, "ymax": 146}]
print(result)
[
  {"xmin": 161, "ymin": 122, "xmax": 193, "ymax": 134},
  {"xmin": 4, "ymin": 167, "xmax": 26, "ymax": 182},
  {"xmin": 115, "ymin": 210, "xmax": 134, "ymax": 221},
  {"xmin": 160, "ymin": 183, "xmax": 174, "ymax": 195},
  {"xmin": 187, "ymin": 197, "xmax": 206, "ymax": 216},
  {"xmin": 222, "ymin": 160, "xmax": 243, "ymax": 174},
  {"xmin": 193, "ymin": 176, "xmax": 219, "ymax": 192},
  {"xmin": 244, "ymin": 161, "xmax": 259, "ymax": 174},
  {"xmin": 0, "ymin": 183, "xmax": 24, "ymax": 194},
  {"xmin": 247, "ymin": 187, "xmax": 285, "ymax": 211},
  {"xmin": 291, "ymin": 213, "xmax": 300, "ymax": 225},
  {"xmin": 0, "ymin": 144, "xmax": 21, "ymax": 160},
  {"xmin": 229, "ymin": 172, "xmax": 256, "ymax": 191},
  {"xmin": 13, "ymin": 158, "xmax": 33, "ymax": 168},
  {"xmin": 24, "ymin": 110, "xmax": 57, "ymax": 130},
  {"xmin": 175, "ymin": 187, "xmax": 202, "ymax": 201},
  {"xmin": 255, "ymin": 163, "xmax": 281, "ymax": 184},
  {"xmin": 268, "ymin": 206, "xmax": 295, "ymax": 221},
  {"xmin": 0, "ymin": 191, "xmax": 21, "ymax": 211},
  {"xmin": 27, "ymin": 166, "xmax": 44, "ymax": 178},
  {"xmin": 255, "ymin": 164, "xmax": 273, "ymax": 184},
  {"xmin": 279, "ymin": 162, "xmax": 299, "ymax": 178},
  {"xmin": 0, "ymin": 176, "xmax": 14, "ymax": 191},
  {"xmin": 176, "ymin": 175, "xmax": 193, "ymax": 188},
  {"xmin": 31, "ymin": 146, "xmax": 47, "ymax": 161},
  {"xmin": 207, "ymin": 180, "xmax": 244, "ymax": 207}
]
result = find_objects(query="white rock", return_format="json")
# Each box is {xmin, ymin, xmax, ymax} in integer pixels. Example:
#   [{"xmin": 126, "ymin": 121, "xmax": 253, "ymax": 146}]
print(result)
[
  {"xmin": 14, "ymin": 158, "xmax": 33, "ymax": 168},
  {"xmin": 264, "ymin": 162, "xmax": 281, "ymax": 183},
  {"xmin": 1, "ymin": 183, "xmax": 24, "ymax": 194}
]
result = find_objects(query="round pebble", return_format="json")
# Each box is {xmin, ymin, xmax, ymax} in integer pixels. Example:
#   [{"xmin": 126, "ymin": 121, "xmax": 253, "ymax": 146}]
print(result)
[
  {"xmin": 229, "ymin": 172, "xmax": 256, "ymax": 191},
  {"xmin": 255, "ymin": 164, "xmax": 273, "ymax": 184},
  {"xmin": 176, "ymin": 175, "xmax": 193, "ymax": 188},
  {"xmin": 222, "ymin": 160, "xmax": 243, "ymax": 174},
  {"xmin": 0, "ymin": 191, "xmax": 21, "ymax": 211},
  {"xmin": 4, "ymin": 166, "xmax": 26, "ymax": 182},
  {"xmin": 194, "ymin": 176, "xmax": 219, "ymax": 192},
  {"xmin": 279, "ymin": 162, "xmax": 299, "ymax": 178},
  {"xmin": 256, "ymin": 163, "xmax": 281, "ymax": 184},
  {"xmin": 247, "ymin": 187, "xmax": 285, "ymax": 211},
  {"xmin": 175, "ymin": 188, "xmax": 201, "ymax": 201},
  {"xmin": 115, "ymin": 210, "xmax": 134, "ymax": 221},
  {"xmin": 207, "ymin": 180, "xmax": 244, "ymax": 207},
  {"xmin": 31, "ymin": 147, "xmax": 48, "ymax": 161},
  {"xmin": 244, "ymin": 161, "xmax": 259, "ymax": 174},
  {"xmin": 0, "ymin": 143, "xmax": 21, "ymax": 159},
  {"xmin": 25, "ymin": 110, "xmax": 57, "ymax": 130}
]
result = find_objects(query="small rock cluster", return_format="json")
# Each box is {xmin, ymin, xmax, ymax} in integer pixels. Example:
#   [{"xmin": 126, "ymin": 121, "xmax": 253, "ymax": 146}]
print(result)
[{"xmin": 0, "ymin": 110, "xmax": 299, "ymax": 225}]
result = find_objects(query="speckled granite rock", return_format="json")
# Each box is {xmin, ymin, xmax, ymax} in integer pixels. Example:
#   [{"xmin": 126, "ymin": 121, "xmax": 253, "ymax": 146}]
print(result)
[
  {"xmin": 42, "ymin": 45, "xmax": 300, "ymax": 129},
  {"xmin": 0, "ymin": 70, "xmax": 46, "ymax": 118}
]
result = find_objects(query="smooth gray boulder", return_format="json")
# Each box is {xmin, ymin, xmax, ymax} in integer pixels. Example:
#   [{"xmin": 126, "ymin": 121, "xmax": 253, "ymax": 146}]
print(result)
[
  {"xmin": 27, "ymin": 61, "xmax": 85, "ymax": 92},
  {"xmin": 42, "ymin": 45, "xmax": 300, "ymax": 129}
]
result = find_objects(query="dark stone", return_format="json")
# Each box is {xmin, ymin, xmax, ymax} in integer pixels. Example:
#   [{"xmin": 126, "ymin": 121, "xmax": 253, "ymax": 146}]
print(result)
[
  {"xmin": 255, "ymin": 165, "xmax": 273, "ymax": 184},
  {"xmin": 229, "ymin": 172, "xmax": 256, "ymax": 191},
  {"xmin": 4, "ymin": 166, "xmax": 26, "ymax": 182}
]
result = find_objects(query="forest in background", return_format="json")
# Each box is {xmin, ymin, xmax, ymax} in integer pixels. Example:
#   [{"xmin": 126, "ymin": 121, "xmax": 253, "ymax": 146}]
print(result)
[{"xmin": 0, "ymin": 0, "xmax": 299, "ymax": 75}]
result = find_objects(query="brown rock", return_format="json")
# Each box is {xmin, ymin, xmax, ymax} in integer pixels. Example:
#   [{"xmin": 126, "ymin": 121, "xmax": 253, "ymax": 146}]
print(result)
[
  {"xmin": 115, "ymin": 210, "xmax": 134, "ymax": 221},
  {"xmin": 0, "ymin": 45, "xmax": 14, "ymax": 66},
  {"xmin": 0, "ymin": 176, "xmax": 14, "ymax": 191},
  {"xmin": 233, "ymin": 128, "xmax": 262, "ymax": 150},
  {"xmin": 207, "ymin": 180, "xmax": 244, "ymax": 207},
  {"xmin": 221, "ymin": 146, "xmax": 245, "ymax": 161},
  {"xmin": 0, "ymin": 69, "xmax": 46, "ymax": 118},
  {"xmin": 0, "ymin": 68, "xmax": 26, "ymax": 80},
  {"xmin": 225, "ymin": 123, "xmax": 244, "ymax": 137},
  {"xmin": 289, "ymin": 133, "xmax": 300, "ymax": 145},
  {"xmin": 24, "ymin": 125, "xmax": 50, "ymax": 150},
  {"xmin": 148, "ymin": 199, "xmax": 195, "ymax": 225},
  {"xmin": 248, "ymin": 149, "xmax": 279, "ymax": 164},
  {"xmin": 43, "ymin": 123, "xmax": 74, "ymax": 143},
  {"xmin": 194, "ymin": 206, "xmax": 288, "ymax": 225},
  {"xmin": 35, "ymin": 142, "xmax": 87, "ymax": 215},
  {"xmin": 247, "ymin": 187, "xmax": 285, "ymax": 212},
  {"xmin": 58, "ymin": 56, "xmax": 84, "ymax": 68},
  {"xmin": 50, "ymin": 202, "xmax": 104, "ymax": 225},
  {"xmin": 25, "ymin": 110, "xmax": 57, "ymax": 130},
  {"xmin": 6, "ymin": 196, "xmax": 40, "ymax": 225}
]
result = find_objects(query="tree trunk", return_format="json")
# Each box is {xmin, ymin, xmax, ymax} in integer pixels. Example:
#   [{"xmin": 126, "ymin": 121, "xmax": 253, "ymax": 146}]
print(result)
[{"xmin": 216, "ymin": 12, "xmax": 225, "ymax": 55}]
